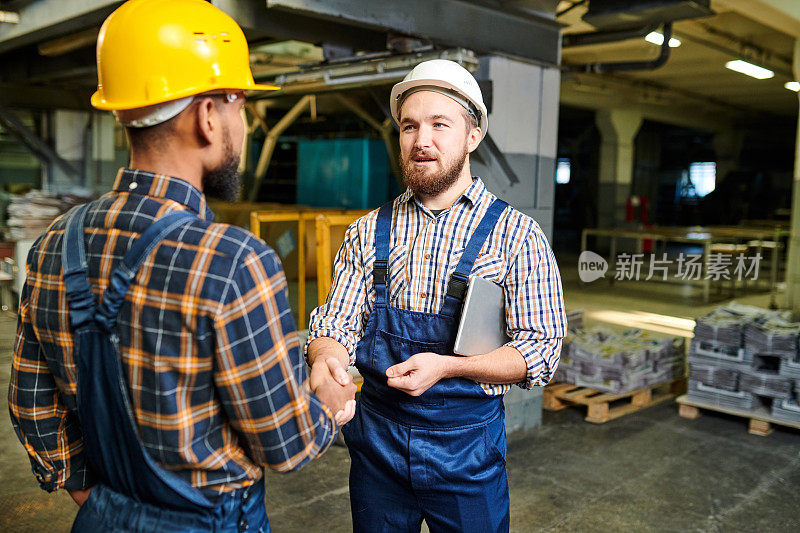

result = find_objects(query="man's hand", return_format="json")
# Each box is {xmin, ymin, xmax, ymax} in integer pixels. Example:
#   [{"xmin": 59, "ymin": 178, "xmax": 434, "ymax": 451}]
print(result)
[
  {"xmin": 310, "ymin": 357, "xmax": 357, "ymax": 425},
  {"xmin": 68, "ymin": 487, "xmax": 92, "ymax": 507},
  {"xmin": 386, "ymin": 352, "xmax": 452, "ymax": 397}
]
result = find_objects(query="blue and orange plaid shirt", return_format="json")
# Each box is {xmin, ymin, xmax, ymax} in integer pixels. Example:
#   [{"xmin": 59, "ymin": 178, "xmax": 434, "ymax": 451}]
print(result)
[
  {"xmin": 9, "ymin": 168, "xmax": 336, "ymax": 495},
  {"xmin": 308, "ymin": 177, "xmax": 566, "ymax": 395}
]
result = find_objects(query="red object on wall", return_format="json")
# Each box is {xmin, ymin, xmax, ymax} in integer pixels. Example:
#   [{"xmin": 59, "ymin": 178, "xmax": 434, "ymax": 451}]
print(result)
[
  {"xmin": 627, "ymin": 196, "xmax": 653, "ymax": 252},
  {"xmin": 0, "ymin": 241, "xmax": 15, "ymax": 260}
]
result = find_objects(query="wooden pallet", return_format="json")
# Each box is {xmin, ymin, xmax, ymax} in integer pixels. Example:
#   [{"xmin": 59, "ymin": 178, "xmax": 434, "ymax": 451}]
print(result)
[
  {"xmin": 543, "ymin": 379, "xmax": 685, "ymax": 424},
  {"xmin": 676, "ymin": 395, "xmax": 800, "ymax": 436}
]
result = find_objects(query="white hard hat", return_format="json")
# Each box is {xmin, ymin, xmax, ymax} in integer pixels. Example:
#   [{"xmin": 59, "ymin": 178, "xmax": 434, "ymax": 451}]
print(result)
[{"xmin": 390, "ymin": 59, "xmax": 488, "ymax": 140}]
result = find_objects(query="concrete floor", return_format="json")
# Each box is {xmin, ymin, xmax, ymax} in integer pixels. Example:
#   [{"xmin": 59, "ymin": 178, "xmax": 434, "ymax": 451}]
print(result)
[{"xmin": 2, "ymin": 257, "xmax": 799, "ymax": 532}]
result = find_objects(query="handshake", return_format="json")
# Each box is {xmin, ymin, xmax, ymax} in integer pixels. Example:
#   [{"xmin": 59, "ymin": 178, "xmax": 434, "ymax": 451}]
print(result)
[{"xmin": 310, "ymin": 356, "xmax": 358, "ymax": 426}]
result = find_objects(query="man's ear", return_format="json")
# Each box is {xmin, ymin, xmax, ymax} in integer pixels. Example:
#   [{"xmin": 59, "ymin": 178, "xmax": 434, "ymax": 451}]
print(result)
[
  {"xmin": 195, "ymin": 97, "xmax": 216, "ymax": 146},
  {"xmin": 467, "ymin": 127, "xmax": 482, "ymax": 154}
]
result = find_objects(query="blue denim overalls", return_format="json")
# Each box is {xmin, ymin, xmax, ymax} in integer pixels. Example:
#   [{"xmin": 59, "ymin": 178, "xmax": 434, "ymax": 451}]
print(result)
[
  {"xmin": 62, "ymin": 203, "xmax": 268, "ymax": 532},
  {"xmin": 342, "ymin": 198, "xmax": 511, "ymax": 533}
]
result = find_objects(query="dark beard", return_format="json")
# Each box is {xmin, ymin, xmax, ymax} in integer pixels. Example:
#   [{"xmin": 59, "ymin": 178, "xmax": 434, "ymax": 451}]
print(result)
[
  {"xmin": 401, "ymin": 144, "xmax": 468, "ymax": 197},
  {"xmin": 202, "ymin": 131, "xmax": 241, "ymax": 203}
]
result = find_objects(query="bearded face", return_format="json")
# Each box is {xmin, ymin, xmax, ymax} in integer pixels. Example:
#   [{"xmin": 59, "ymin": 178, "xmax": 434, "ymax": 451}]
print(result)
[
  {"xmin": 400, "ymin": 140, "xmax": 468, "ymax": 197},
  {"xmin": 201, "ymin": 125, "xmax": 241, "ymax": 203},
  {"xmin": 397, "ymin": 91, "xmax": 476, "ymax": 199}
]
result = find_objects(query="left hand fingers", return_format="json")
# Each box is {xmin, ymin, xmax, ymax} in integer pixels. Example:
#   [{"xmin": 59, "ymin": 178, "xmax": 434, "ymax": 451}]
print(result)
[
  {"xmin": 386, "ymin": 352, "xmax": 440, "ymax": 378},
  {"xmin": 387, "ymin": 375, "xmax": 429, "ymax": 396},
  {"xmin": 386, "ymin": 374, "xmax": 416, "ymax": 390}
]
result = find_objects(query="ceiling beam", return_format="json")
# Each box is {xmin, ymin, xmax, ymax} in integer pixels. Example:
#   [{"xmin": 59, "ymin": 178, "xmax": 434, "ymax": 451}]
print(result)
[
  {"xmin": 264, "ymin": 0, "xmax": 562, "ymax": 66},
  {"xmin": 0, "ymin": 46, "xmax": 96, "ymax": 84},
  {"xmin": 0, "ymin": 82, "xmax": 92, "ymax": 110},
  {"xmin": 0, "ymin": 0, "xmax": 121, "ymax": 54},
  {"xmin": 677, "ymin": 19, "xmax": 793, "ymax": 78},
  {"xmin": 713, "ymin": 0, "xmax": 800, "ymax": 39},
  {"xmin": 211, "ymin": 0, "xmax": 387, "ymax": 51}
]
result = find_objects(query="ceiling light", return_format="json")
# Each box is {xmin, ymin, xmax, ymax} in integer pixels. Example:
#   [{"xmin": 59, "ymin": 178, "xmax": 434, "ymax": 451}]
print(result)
[
  {"xmin": 785, "ymin": 81, "xmax": 800, "ymax": 92},
  {"xmin": 0, "ymin": 11, "xmax": 20, "ymax": 24},
  {"xmin": 645, "ymin": 32, "xmax": 681, "ymax": 48},
  {"xmin": 725, "ymin": 60, "xmax": 774, "ymax": 80}
]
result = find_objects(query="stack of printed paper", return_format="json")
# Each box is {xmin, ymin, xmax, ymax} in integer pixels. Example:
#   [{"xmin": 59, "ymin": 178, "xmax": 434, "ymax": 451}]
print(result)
[
  {"xmin": 555, "ymin": 327, "xmax": 684, "ymax": 394},
  {"xmin": 688, "ymin": 303, "xmax": 800, "ymax": 422}
]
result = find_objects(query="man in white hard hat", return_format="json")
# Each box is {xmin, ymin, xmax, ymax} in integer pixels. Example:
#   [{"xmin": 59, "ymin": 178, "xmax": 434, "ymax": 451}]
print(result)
[
  {"xmin": 306, "ymin": 59, "xmax": 566, "ymax": 531},
  {"xmin": 8, "ymin": 1, "xmax": 355, "ymax": 531}
]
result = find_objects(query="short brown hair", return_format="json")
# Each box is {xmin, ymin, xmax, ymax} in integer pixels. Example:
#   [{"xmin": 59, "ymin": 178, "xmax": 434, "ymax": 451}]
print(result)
[{"xmin": 461, "ymin": 108, "xmax": 478, "ymax": 132}]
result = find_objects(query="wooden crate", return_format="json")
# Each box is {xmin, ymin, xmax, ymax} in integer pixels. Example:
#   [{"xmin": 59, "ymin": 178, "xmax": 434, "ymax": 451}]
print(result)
[
  {"xmin": 676, "ymin": 395, "xmax": 800, "ymax": 437},
  {"xmin": 543, "ymin": 379, "xmax": 685, "ymax": 424}
]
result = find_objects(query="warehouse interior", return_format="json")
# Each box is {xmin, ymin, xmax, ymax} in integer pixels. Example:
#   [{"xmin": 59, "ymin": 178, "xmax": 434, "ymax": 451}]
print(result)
[{"xmin": 2, "ymin": 0, "xmax": 800, "ymax": 531}]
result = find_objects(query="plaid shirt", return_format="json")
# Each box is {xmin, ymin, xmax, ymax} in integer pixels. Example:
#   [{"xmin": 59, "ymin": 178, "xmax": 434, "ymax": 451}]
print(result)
[
  {"xmin": 9, "ymin": 168, "xmax": 336, "ymax": 495},
  {"xmin": 308, "ymin": 178, "xmax": 566, "ymax": 395}
]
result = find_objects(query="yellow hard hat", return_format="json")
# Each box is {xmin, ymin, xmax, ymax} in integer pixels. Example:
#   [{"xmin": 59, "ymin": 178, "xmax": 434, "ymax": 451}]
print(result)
[{"xmin": 91, "ymin": 0, "xmax": 277, "ymax": 111}]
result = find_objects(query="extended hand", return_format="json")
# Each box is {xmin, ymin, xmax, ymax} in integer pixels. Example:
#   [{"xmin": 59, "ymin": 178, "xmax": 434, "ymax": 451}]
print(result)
[
  {"xmin": 310, "ymin": 357, "xmax": 357, "ymax": 425},
  {"xmin": 386, "ymin": 352, "xmax": 451, "ymax": 397}
]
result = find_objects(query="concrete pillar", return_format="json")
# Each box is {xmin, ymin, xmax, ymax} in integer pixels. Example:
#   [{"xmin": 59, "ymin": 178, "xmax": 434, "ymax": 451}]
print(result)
[
  {"xmin": 713, "ymin": 130, "xmax": 744, "ymax": 186},
  {"xmin": 472, "ymin": 55, "xmax": 560, "ymax": 241},
  {"xmin": 51, "ymin": 109, "xmax": 115, "ymax": 194},
  {"xmin": 92, "ymin": 112, "xmax": 117, "ymax": 191},
  {"xmin": 471, "ymin": 55, "xmax": 561, "ymax": 435},
  {"xmin": 784, "ymin": 40, "xmax": 800, "ymax": 308},
  {"xmin": 595, "ymin": 109, "xmax": 643, "ymax": 228},
  {"xmin": 52, "ymin": 109, "xmax": 87, "ymax": 191}
]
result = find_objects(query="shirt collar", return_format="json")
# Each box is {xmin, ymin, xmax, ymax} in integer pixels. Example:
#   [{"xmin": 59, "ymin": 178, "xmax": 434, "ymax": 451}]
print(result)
[
  {"xmin": 399, "ymin": 176, "xmax": 487, "ymax": 208},
  {"xmin": 112, "ymin": 168, "xmax": 215, "ymax": 222}
]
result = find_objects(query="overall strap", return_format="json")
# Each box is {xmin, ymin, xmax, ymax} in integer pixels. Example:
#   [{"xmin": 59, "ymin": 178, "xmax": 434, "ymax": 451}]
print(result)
[
  {"xmin": 373, "ymin": 201, "xmax": 393, "ymax": 308},
  {"xmin": 62, "ymin": 203, "xmax": 96, "ymax": 329},
  {"xmin": 440, "ymin": 198, "xmax": 509, "ymax": 317},
  {"xmin": 95, "ymin": 210, "xmax": 196, "ymax": 332}
]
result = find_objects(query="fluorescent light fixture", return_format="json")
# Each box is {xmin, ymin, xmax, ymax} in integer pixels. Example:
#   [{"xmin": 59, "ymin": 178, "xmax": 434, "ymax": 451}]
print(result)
[
  {"xmin": 725, "ymin": 60, "xmax": 774, "ymax": 80},
  {"xmin": 0, "ymin": 10, "xmax": 21, "ymax": 24},
  {"xmin": 645, "ymin": 32, "xmax": 681, "ymax": 48},
  {"xmin": 585, "ymin": 310, "xmax": 695, "ymax": 338},
  {"xmin": 785, "ymin": 81, "xmax": 800, "ymax": 92}
]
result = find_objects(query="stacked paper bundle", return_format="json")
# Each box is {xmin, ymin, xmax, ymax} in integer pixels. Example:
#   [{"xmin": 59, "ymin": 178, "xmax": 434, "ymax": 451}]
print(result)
[
  {"xmin": 779, "ymin": 358, "xmax": 800, "ymax": 380},
  {"xmin": 687, "ymin": 303, "xmax": 800, "ymax": 422},
  {"xmin": 5, "ymin": 190, "xmax": 90, "ymax": 241},
  {"xmin": 688, "ymin": 365, "xmax": 739, "ymax": 392},
  {"xmin": 771, "ymin": 397, "xmax": 800, "ymax": 424},
  {"xmin": 738, "ymin": 371, "xmax": 793, "ymax": 398},
  {"xmin": 6, "ymin": 191, "xmax": 63, "ymax": 240},
  {"xmin": 687, "ymin": 380, "xmax": 756, "ymax": 411},
  {"xmin": 554, "ymin": 327, "xmax": 684, "ymax": 395},
  {"xmin": 743, "ymin": 320, "xmax": 800, "ymax": 357},
  {"xmin": 693, "ymin": 313, "xmax": 744, "ymax": 348}
]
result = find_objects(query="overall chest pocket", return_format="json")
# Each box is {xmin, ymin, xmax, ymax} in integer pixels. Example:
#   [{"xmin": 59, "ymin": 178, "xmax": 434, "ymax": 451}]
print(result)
[{"xmin": 373, "ymin": 329, "xmax": 449, "ymax": 406}]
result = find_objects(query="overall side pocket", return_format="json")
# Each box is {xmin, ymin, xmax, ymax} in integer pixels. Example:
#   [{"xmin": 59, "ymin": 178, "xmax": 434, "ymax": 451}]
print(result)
[{"xmin": 373, "ymin": 329, "xmax": 449, "ymax": 406}]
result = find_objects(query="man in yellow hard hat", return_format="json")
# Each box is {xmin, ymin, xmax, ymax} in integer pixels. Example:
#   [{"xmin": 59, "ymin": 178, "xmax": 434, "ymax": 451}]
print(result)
[{"xmin": 8, "ymin": 1, "xmax": 356, "ymax": 531}]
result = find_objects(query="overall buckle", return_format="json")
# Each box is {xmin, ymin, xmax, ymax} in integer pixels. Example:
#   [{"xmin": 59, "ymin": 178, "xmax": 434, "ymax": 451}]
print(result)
[
  {"xmin": 446, "ymin": 273, "xmax": 469, "ymax": 300},
  {"xmin": 373, "ymin": 260, "xmax": 388, "ymax": 286}
]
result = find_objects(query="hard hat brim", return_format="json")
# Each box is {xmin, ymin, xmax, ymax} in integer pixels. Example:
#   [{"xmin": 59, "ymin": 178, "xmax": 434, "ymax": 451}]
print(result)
[
  {"xmin": 91, "ymin": 82, "xmax": 280, "ymax": 111},
  {"xmin": 390, "ymin": 78, "xmax": 488, "ymax": 140}
]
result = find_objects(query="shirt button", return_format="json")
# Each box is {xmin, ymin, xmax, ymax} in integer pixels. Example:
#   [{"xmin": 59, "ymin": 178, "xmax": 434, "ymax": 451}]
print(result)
[
  {"xmin": 424, "ymin": 253, "xmax": 431, "ymax": 259},
  {"xmin": 129, "ymin": 182, "xmax": 138, "ymax": 190},
  {"xmin": 421, "ymin": 293, "xmax": 427, "ymax": 298}
]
